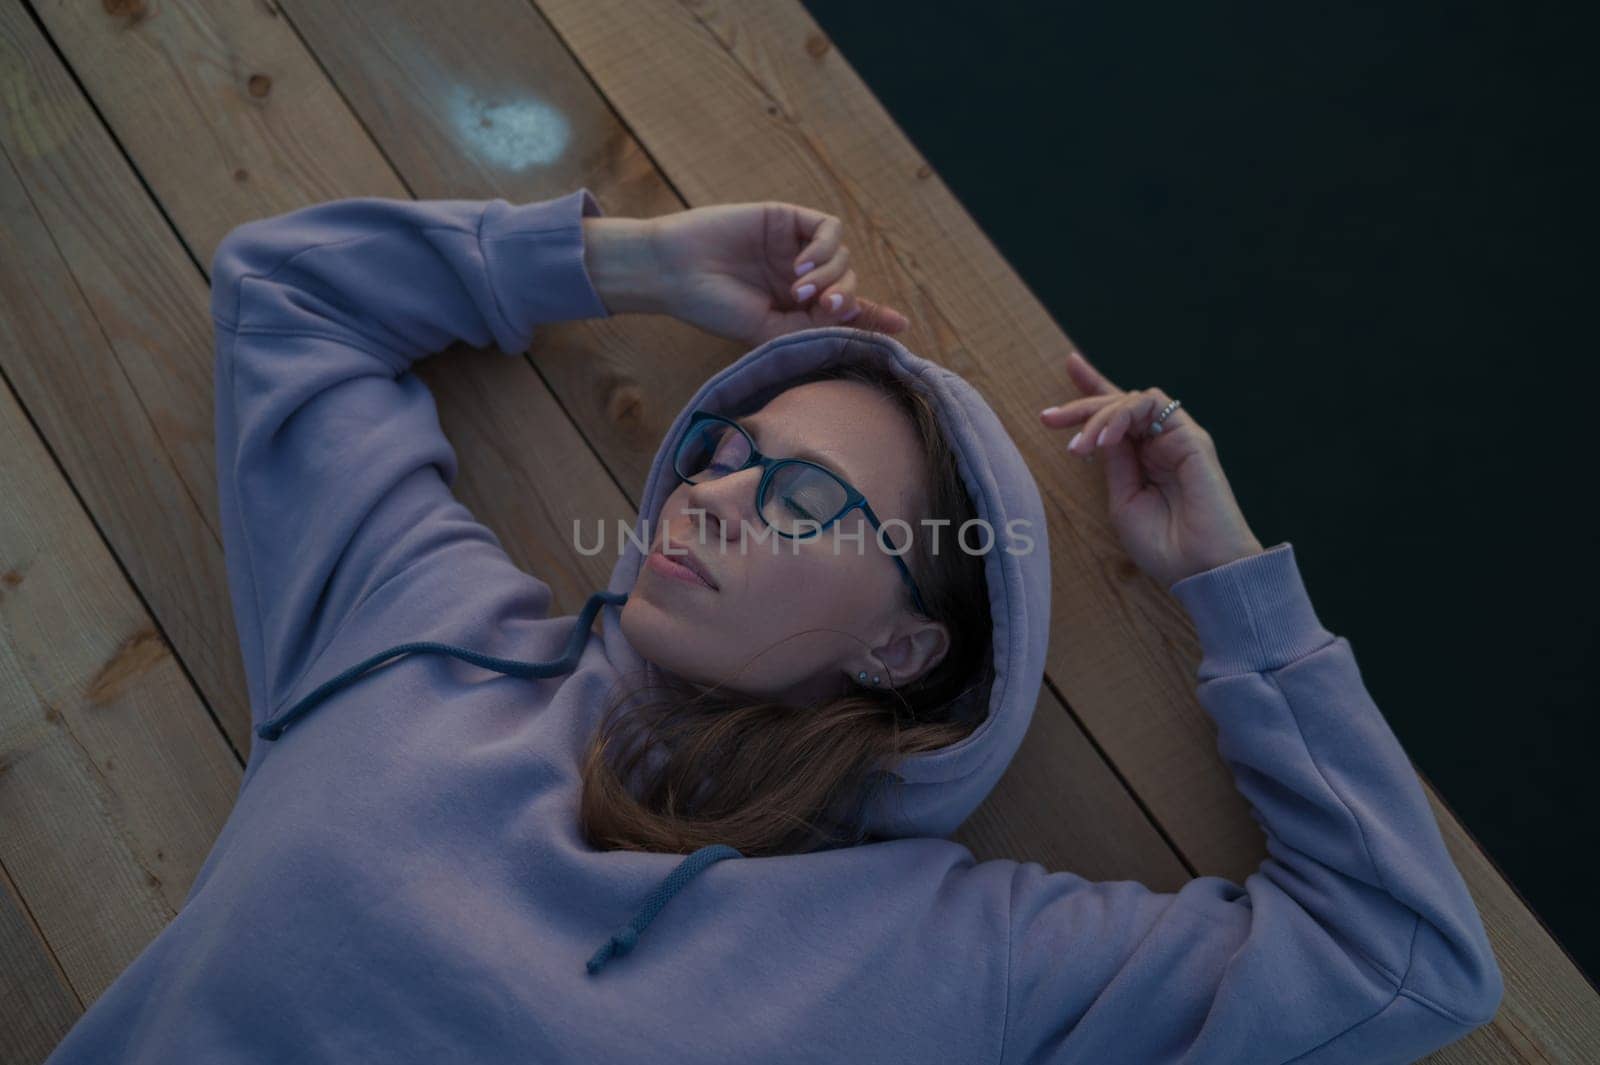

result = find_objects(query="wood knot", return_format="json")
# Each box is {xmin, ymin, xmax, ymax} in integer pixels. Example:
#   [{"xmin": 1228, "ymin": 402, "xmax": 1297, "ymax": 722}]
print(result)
[
  {"xmin": 605, "ymin": 383, "xmax": 644, "ymax": 427},
  {"xmin": 915, "ymin": 163, "xmax": 933, "ymax": 180},
  {"xmin": 103, "ymin": 0, "xmax": 146, "ymax": 19},
  {"xmin": 247, "ymin": 74, "xmax": 272, "ymax": 98},
  {"xmin": 233, "ymin": 168, "xmax": 249, "ymax": 183},
  {"xmin": 85, "ymin": 627, "xmax": 166, "ymax": 706},
  {"xmin": 804, "ymin": 33, "xmax": 831, "ymax": 59},
  {"xmin": 1, "ymin": 568, "xmax": 21, "ymax": 587},
  {"xmin": 1114, "ymin": 558, "xmax": 1140, "ymax": 582}
]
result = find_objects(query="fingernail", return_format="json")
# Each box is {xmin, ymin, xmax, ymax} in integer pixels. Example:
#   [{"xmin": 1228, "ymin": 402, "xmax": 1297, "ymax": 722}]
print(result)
[
  {"xmin": 828, "ymin": 293, "xmax": 842, "ymax": 312},
  {"xmin": 841, "ymin": 305, "xmax": 862, "ymax": 322},
  {"xmin": 1096, "ymin": 427, "xmax": 1108, "ymax": 446},
  {"xmin": 796, "ymin": 283, "xmax": 816, "ymax": 301},
  {"xmin": 1068, "ymin": 431, "xmax": 1082, "ymax": 451},
  {"xmin": 796, "ymin": 261, "xmax": 815, "ymax": 277},
  {"xmin": 1041, "ymin": 406, "xmax": 1058, "ymax": 417}
]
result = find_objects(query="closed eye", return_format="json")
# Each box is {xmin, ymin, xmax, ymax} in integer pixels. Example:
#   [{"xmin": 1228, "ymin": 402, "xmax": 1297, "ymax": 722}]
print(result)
[{"xmin": 782, "ymin": 494, "xmax": 817, "ymax": 521}]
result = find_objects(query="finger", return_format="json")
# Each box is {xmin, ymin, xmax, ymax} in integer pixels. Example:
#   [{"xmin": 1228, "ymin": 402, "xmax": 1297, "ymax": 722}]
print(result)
[
  {"xmin": 1070, "ymin": 392, "xmax": 1140, "ymax": 457},
  {"xmin": 1040, "ymin": 394, "xmax": 1117, "ymax": 428},
  {"xmin": 793, "ymin": 244, "xmax": 850, "ymax": 306},
  {"xmin": 1119, "ymin": 387, "xmax": 1187, "ymax": 442},
  {"xmin": 813, "ymin": 267, "xmax": 859, "ymax": 321},
  {"xmin": 1095, "ymin": 403, "xmax": 1140, "ymax": 452},
  {"xmin": 1100, "ymin": 393, "xmax": 1161, "ymax": 451},
  {"xmin": 1101, "ymin": 433, "xmax": 1144, "ymax": 507},
  {"xmin": 792, "ymin": 212, "xmax": 843, "ymax": 276},
  {"xmin": 840, "ymin": 297, "xmax": 911, "ymax": 333},
  {"xmin": 1136, "ymin": 388, "xmax": 1200, "ymax": 443},
  {"xmin": 1065, "ymin": 349, "xmax": 1122, "ymax": 397},
  {"xmin": 1081, "ymin": 388, "xmax": 1180, "ymax": 456}
]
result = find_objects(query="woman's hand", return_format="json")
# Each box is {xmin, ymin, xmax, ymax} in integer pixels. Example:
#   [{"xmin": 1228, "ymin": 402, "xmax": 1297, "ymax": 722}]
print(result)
[
  {"xmin": 1039, "ymin": 350, "xmax": 1266, "ymax": 587},
  {"xmin": 639, "ymin": 201, "xmax": 912, "ymax": 346}
]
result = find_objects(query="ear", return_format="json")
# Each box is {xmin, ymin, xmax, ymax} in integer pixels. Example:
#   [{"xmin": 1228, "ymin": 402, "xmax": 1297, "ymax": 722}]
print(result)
[{"xmin": 874, "ymin": 618, "xmax": 951, "ymax": 687}]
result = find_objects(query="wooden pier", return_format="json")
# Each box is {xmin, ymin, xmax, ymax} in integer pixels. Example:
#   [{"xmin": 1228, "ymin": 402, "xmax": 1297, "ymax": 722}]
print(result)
[{"xmin": 0, "ymin": 1, "xmax": 1592, "ymax": 1060}]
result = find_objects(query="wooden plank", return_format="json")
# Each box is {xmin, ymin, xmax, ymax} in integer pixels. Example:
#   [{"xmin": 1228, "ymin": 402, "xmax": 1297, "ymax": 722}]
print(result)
[
  {"xmin": 951, "ymin": 680, "xmax": 1187, "ymax": 886},
  {"xmin": 0, "ymin": 1, "xmax": 252, "ymax": 755},
  {"xmin": 526, "ymin": 0, "xmax": 1600, "ymax": 1057},
  {"xmin": 1423, "ymin": 785, "xmax": 1580, "ymax": 1062},
  {"xmin": 0, "ymin": 231, "xmax": 241, "ymax": 1012},
  {"xmin": 11, "ymin": 0, "xmax": 628, "ymax": 760},
  {"xmin": 0, "ymin": 861, "xmax": 80, "ymax": 1065}
]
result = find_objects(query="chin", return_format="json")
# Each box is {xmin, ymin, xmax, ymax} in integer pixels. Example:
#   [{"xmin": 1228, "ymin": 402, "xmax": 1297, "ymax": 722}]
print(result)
[{"xmin": 619, "ymin": 600, "xmax": 701, "ymax": 677}]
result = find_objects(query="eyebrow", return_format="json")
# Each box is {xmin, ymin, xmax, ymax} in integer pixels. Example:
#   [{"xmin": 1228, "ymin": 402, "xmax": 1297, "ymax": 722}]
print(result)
[{"xmin": 738, "ymin": 414, "xmax": 855, "ymax": 485}]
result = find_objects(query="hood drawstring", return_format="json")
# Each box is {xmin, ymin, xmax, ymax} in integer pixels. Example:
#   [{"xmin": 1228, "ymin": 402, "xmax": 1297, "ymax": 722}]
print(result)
[
  {"xmin": 253, "ymin": 589, "xmax": 630, "ymax": 741},
  {"xmin": 585, "ymin": 843, "xmax": 744, "ymax": 976},
  {"xmin": 249, "ymin": 585, "xmax": 739, "ymax": 975}
]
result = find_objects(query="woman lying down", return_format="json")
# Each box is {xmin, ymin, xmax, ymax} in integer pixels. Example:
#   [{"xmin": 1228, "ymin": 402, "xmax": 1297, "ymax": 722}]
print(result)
[{"xmin": 43, "ymin": 188, "xmax": 1501, "ymax": 1065}]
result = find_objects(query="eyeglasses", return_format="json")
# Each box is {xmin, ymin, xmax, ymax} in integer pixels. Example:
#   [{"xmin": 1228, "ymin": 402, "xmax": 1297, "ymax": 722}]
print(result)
[{"xmin": 670, "ymin": 410, "xmax": 930, "ymax": 616}]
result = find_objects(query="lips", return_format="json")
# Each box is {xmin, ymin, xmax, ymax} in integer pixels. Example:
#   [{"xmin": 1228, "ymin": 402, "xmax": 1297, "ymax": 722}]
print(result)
[{"xmin": 658, "ymin": 534, "xmax": 721, "ymax": 590}]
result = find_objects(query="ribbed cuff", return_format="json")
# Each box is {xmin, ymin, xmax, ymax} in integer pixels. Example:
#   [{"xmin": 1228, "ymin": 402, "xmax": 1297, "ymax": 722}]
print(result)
[
  {"xmin": 479, "ymin": 187, "xmax": 612, "ymax": 352},
  {"xmin": 1167, "ymin": 541, "xmax": 1335, "ymax": 678}
]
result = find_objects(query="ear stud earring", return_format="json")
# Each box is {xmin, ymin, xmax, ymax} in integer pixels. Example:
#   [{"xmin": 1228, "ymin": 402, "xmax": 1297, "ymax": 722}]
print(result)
[{"xmin": 856, "ymin": 670, "xmax": 883, "ymax": 686}]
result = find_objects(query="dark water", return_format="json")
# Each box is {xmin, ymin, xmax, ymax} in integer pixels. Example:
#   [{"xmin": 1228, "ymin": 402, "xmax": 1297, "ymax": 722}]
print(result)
[{"xmin": 803, "ymin": 0, "xmax": 1597, "ymax": 985}]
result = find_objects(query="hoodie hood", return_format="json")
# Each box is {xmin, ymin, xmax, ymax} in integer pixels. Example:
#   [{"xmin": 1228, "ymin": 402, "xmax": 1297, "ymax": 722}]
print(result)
[{"xmin": 599, "ymin": 325, "xmax": 1051, "ymax": 842}]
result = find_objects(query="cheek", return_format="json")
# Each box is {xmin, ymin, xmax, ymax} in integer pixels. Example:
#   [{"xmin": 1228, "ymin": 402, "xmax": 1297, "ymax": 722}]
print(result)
[{"xmin": 749, "ymin": 534, "xmax": 883, "ymax": 616}]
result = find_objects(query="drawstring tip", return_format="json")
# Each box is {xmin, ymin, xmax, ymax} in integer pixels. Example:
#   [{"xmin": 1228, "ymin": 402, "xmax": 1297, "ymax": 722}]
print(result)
[
  {"xmin": 582, "ymin": 844, "xmax": 742, "ymax": 976},
  {"xmin": 585, "ymin": 924, "xmax": 639, "ymax": 976},
  {"xmin": 255, "ymin": 721, "xmax": 285, "ymax": 741}
]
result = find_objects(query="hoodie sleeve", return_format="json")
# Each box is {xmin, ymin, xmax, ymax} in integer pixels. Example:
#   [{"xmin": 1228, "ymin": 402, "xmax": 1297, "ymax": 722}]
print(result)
[
  {"xmin": 999, "ymin": 542, "xmax": 1502, "ymax": 1065},
  {"xmin": 210, "ymin": 189, "xmax": 611, "ymax": 728}
]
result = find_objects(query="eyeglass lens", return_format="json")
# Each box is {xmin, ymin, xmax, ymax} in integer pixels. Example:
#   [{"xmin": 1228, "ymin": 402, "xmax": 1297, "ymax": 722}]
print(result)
[{"xmin": 676, "ymin": 420, "xmax": 849, "ymax": 536}]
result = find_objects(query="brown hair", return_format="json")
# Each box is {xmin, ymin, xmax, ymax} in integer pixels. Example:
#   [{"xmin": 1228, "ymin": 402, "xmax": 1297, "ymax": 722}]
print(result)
[{"xmin": 577, "ymin": 343, "xmax": 995, "ymax": 858}]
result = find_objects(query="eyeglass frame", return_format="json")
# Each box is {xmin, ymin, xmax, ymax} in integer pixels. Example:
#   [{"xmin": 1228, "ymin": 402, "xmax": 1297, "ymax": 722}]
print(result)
[{"xmin": 669, "ymin": 409, "xmax": 930, "ymax": 617}]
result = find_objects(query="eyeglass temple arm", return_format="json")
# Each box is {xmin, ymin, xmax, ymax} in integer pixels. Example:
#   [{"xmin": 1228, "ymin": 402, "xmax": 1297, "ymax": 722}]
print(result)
[{"xmin": 858, "ymin": 500, "xmax": 929, "ymax": 616}]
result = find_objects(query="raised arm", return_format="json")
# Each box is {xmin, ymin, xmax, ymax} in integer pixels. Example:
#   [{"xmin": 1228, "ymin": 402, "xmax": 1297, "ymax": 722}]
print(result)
[
  {"xmin": 1012, "ymin": 351, "xmax": 1502, "ymax": 1062},
  {"xmin": 1001, "ymin": 542, "xmax": 1502, "ymax": 1064},
  {"xmin": 210, "ymin": 190, "xmax": 611, "ymax": 731}
]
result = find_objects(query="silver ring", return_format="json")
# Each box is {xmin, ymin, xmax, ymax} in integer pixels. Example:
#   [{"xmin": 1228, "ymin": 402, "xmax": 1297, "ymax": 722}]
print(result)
[{"xmin": 1148, "ymin": 398, "xmax": 1182, "ymax": 435}]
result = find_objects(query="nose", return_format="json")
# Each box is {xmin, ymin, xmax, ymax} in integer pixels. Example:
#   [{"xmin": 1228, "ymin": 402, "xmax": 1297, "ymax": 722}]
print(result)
[{"xmin": 684, "ymin": 469, "xmax": 762, "ymax": 548}]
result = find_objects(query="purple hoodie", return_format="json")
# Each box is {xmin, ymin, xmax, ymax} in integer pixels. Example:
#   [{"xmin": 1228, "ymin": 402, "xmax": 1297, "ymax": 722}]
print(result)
[{"xmin": 42, "ymin": 188, "xmax": 1501, "ymax": 1064}]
